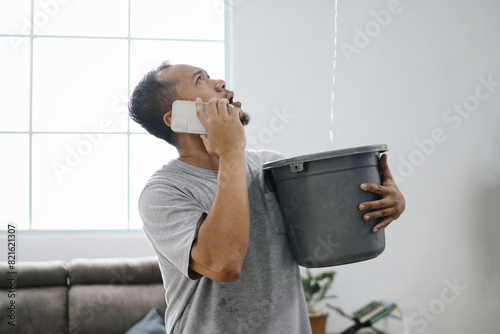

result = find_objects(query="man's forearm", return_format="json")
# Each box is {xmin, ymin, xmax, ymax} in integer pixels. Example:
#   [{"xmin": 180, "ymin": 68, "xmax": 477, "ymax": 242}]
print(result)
[{"xmin": 190, "ymin": 151, "xmax": 250, "ymax": 282}]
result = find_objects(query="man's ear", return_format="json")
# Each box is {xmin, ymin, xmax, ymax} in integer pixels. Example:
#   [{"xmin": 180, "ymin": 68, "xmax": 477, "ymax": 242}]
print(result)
[{"xmin": 163, "ymin": 110, "xmax": 172, "ymax": 127}]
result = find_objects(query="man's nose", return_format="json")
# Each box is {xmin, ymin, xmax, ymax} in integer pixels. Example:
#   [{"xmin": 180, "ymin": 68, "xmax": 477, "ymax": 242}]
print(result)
[{"xmin": 215, "ymin": 79, "xmax": 226, "ymax": 92}]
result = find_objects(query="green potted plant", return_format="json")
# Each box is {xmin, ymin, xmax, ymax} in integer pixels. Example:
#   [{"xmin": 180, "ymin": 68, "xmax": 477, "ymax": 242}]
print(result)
[{"xmin": 301, "ymin": 268, "xmax": 337, "ymax": 334}]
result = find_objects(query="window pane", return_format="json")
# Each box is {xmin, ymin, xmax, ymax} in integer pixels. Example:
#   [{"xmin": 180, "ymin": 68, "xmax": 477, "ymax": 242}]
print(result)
[
  {"xmin": 129, "ymin": 134, "xmax": 178, "ymax": 229},
  {"xmin": 32, "ymin": 38, "xmax": 129, "ymax": 132},
  {"xmin": 0, "ymin": 0, "xmax": 31, "ymax": 35},
  {"xmin": 129, "ymin": 39, "xmax": 225, "ymax": 133},
  {"xmin": 32, "ymin": 134, "xmax": 128, "ymax": 229},
  {"xmin": 0, "ymin": 37, "xmax": 31, "ymax": 131},
  {"xmin": 0, "ymin": 135, "xmax": 29, "ymax": 229},
  {"xmin": 3, "ymin": 0, "xmax": 226, "ymax": 231},
  {"xmin": 34, "ymin": 0, "xmax": 128, "ymax": 37},
  {"xmin": 131, "ymin": 0, "xmax": 224, "ymax": 40}
]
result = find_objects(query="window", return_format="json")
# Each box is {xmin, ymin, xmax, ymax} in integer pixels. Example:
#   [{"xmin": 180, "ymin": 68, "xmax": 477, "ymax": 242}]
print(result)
[{"xmin": 0, "ymin": 0, "xmax": 228, "ymax": 230}]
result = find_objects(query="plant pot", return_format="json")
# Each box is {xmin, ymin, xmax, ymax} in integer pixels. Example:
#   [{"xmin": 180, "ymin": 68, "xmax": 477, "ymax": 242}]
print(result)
[{"xmin": 309, "ymin": 313, "xmax": 328, "ymax": 334}]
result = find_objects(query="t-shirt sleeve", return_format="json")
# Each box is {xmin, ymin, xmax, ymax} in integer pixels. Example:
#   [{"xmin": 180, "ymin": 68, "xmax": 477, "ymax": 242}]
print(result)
[
  {"xmin": 263, "ymin": 150, "xmax": 286, "ymax": 163},
  {"xmin": 138, "ymin": 181, "xmax": 206, "ymax": 280},
  {"xmin": 246, "ymin": 149, "xmax": 287, "ymax": 166}
]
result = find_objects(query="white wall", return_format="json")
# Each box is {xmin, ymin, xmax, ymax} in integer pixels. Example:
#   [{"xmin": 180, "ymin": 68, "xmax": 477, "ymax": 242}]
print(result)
[
  {"xmin": 1, "ymin": 230, "xmax": 155, "ymax": 262},
  {"xmin": 233, "ymin": 0, "xmax": 500, "ymax": 333}
]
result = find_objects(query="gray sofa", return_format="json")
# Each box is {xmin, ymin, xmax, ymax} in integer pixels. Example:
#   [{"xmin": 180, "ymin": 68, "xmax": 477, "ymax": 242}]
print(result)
[{"xmin": 0, "ymin": 256, "xmax": 166, "ymax": 334}]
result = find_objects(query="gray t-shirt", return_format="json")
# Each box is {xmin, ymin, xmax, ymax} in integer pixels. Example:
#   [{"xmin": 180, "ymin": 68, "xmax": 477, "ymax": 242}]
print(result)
[{"xmin": 139, "ymin": 150, "xmax": 311, "ymax": 334}]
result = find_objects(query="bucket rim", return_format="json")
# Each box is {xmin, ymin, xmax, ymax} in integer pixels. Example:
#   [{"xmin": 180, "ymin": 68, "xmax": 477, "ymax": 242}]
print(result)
[{"xmin": 262, "ymin": 144, "xmax": 388, "ymax": 170}]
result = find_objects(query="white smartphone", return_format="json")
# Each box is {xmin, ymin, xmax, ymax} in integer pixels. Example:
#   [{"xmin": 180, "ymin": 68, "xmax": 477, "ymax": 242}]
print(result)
[{"xmin": 171, "ymin": 100, "xmax": 234, "ymax": 134}]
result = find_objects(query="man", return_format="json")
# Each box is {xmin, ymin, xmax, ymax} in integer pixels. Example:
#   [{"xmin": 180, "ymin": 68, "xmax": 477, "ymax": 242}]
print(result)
[{"xmin": 129, "ymin": 61, "xmax": 405, "ymax": 333}]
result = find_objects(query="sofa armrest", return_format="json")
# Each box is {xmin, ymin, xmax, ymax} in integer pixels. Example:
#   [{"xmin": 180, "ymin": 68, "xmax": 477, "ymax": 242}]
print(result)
[{"xmin": 0, "ymin": 261, "xmax": 68, "ymax": 334}]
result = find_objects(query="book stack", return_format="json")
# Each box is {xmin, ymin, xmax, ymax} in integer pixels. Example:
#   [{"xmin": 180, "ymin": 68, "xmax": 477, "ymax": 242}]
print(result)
[{"xmin": 352, "ymin": 300, "xmax": 396, "ymax": 325}]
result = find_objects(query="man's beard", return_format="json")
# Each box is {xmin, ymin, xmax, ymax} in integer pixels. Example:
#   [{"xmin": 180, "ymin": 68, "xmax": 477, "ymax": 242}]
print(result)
[{"xmin": 240, "ymin": 112, "xmax": 251, "ymax": 126}]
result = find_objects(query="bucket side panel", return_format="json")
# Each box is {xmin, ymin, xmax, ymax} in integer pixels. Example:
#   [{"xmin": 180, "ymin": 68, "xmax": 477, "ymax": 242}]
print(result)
[{"xmin": 274, "ymin": 164, "xmax": 385, "ymax": 267}]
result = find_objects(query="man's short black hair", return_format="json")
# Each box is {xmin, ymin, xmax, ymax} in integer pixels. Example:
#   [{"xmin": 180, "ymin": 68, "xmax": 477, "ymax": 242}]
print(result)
[{"xmin": 129, "ymin": 61, "xmax": 179, "ymax": 146}]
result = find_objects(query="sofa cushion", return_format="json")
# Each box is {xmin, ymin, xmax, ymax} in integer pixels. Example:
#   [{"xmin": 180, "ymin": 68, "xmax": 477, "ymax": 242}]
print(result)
[
  {"xmin": 67, "ymin": 256, "xmax": 162, "ymax": 285},
  {"xmin": 67, "ymin": 257, "xmax": 166, "ymax": 334},
  {"xmin": 68, "ymin": 284, "xmax": 166, "ymax": 334},
  {"xmin": 125, "ymin": 308, "xmax": 165, "ymax": 334}
]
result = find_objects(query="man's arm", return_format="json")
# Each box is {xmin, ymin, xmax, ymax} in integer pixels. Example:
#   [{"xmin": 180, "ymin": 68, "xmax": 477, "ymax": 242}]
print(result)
[
  {"xmin": 189, "ymin": 98, "xmax": 250, "ymax": 282},
  {"xmin": 359, "ymin": 154, "xmax": 406, "ymax": 232}
]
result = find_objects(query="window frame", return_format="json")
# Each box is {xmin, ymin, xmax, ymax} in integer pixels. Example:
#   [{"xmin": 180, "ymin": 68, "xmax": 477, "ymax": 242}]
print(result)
[{"xmin": 0, "ymin": 0, "xmax": 232, "ymax": 232}]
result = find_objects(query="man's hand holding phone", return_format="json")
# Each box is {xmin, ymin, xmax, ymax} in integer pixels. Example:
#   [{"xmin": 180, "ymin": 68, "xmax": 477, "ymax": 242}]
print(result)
[{"xmin": 195, "ymin": 97, "xmax": 246, "ymax": 157}]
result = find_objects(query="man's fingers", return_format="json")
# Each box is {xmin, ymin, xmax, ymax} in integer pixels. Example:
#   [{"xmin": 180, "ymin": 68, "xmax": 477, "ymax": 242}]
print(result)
[
  {"xmin": 200, "ymin": 134, "xmax": 209, "ymax": 146},
  {"xmin": 360, "ymin": 182, "xmax": 390, "ymax": 195},
  {"xmin": 362, "ymin": 206, "xmax": 398, "ymax": 221},
  {"xmin": 196, "ymin": 98, "xmax": 209, "ymax": 122},
  {"xmin": 229, "ymin": 106, "xmax": 242, "ymax": 120},
  {"xmin": 217, "ymin": 98, "xmax": 230, "ymax": 118},
  {"xmin": 380, "ymin": 154, "xmax": 395, "ymax": 184},
  {"xmin": 357, "ymin": 154, "xmax": 405, "ymax": 233},
  {"xmin": 372, "ymin": 217, "xmax": 393, "ymax": 233},
  {"xmin": 206, "ymin": 97, "xmax": 221, "ymax": 118},
  {"xmin": 359, "ymin": 198, "xmax": 391, "ymax": 211}
]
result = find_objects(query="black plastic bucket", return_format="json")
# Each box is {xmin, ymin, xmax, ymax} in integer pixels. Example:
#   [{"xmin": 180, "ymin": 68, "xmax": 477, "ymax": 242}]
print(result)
[{"xmin": 263, "ymin": 144, "xmax": 388, "ymax": 268}]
